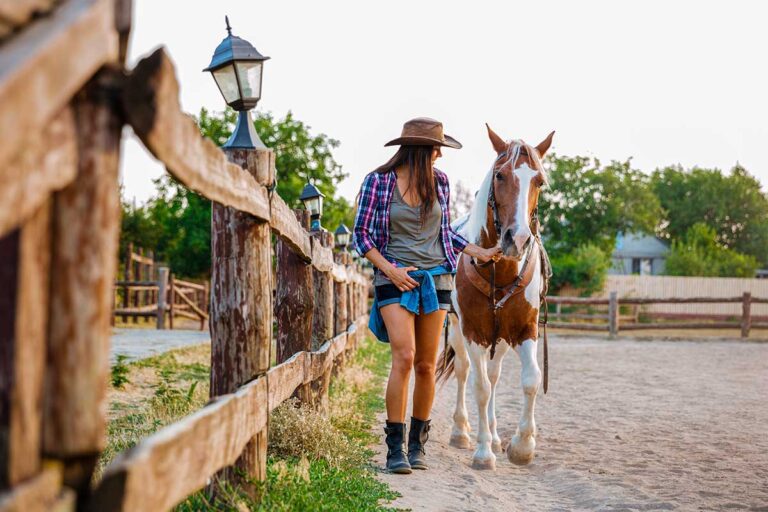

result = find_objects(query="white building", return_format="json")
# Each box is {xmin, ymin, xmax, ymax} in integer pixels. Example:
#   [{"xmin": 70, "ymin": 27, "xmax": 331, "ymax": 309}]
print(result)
[{"xmin": 610, "ymin": 232, "xmax": 670, "ymax": 276}]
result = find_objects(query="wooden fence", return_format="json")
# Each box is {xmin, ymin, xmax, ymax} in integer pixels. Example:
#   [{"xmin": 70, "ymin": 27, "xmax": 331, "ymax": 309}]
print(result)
[
  {"xmin": 606, "ymin": 274, "xmax": 768, "ymax": 317},
  {"xmin": 113, "ymin": 246, "xmax": 209, "ymax": 330},
  {"xmin": 0, "ymin": 2, "xmax": 371, "ymax": 510},
  {"xmin": 549, "ymin": 292, "xmax": 768, "ymax": 338}
]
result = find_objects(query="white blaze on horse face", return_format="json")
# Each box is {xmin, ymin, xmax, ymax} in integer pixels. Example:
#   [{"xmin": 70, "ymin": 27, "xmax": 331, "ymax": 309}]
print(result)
[{"xmin": 513, "ymin": 164, "xmax": 537, "ymax": 254}]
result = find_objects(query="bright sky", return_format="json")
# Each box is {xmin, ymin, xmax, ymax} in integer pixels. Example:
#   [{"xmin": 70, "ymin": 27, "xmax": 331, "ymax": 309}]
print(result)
[{"xmin": 120, "ymin": 0, "xmax": 768, "ymax": 205}]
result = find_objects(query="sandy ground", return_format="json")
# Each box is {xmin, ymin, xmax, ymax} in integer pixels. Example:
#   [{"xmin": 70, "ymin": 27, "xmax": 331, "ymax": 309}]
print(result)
[{"xmin": 374, "ymin": 335, "xmax": 768, "ymax": 511}]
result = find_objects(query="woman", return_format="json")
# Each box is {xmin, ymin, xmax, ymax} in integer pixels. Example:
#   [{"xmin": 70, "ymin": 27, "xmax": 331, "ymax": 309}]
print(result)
[{"xmin": 353, "ymin": 117, "xmax": 500, "ymax": 474}]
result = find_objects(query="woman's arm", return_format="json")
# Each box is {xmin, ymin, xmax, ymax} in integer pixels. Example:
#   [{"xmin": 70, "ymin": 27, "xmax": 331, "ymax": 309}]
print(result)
[
  {"xmin": 462, "ymin": 243, "xmax": 501, "ymax": 263},
  {"xmin": 363, "ymin": 248, "xmax": 419, "ymax": 292}
]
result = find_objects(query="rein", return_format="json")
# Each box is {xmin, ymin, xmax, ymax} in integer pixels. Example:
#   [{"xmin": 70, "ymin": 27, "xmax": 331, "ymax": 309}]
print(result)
[{"xmin": 473, "ymin": 146, "xmax": 553, "ymax": 393}]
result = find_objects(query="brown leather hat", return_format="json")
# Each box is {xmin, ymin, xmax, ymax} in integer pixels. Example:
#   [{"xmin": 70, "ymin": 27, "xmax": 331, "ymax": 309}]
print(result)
[{"xmin": 384, "ymin": 117, "xmax": 462, "ymax": 149}]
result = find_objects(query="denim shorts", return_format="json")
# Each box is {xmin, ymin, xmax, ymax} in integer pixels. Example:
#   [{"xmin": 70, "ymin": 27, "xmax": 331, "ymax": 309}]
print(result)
[{"xmin": 375, "ymin": 284, "xmax": 453, "ymax": 311}]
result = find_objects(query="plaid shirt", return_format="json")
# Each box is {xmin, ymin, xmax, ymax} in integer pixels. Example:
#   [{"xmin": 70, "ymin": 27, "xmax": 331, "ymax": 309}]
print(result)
[{"xmin": 353, "ymin": 168, "xmax": 469, "ymax": 272}]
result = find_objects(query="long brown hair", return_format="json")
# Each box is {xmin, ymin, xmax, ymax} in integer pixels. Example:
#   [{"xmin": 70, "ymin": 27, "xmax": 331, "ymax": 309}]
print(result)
[{"xmin": 374, "ymin": 145, "xmax": 436, "ymax": 222}]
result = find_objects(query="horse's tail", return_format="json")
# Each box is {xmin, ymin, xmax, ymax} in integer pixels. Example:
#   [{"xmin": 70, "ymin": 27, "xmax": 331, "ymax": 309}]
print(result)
[
  {"xmin": 435, "ymin": 312, "xmax": 457, "ymax": 386},
  {"xmin": 435, "ymin": 345, "xmax": 455, "ymax": 387}
]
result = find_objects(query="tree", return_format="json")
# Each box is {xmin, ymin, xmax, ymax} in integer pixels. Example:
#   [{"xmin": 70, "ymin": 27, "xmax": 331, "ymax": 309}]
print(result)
[
  {"xmin": 120, "ymin": 108, "xmax": 350, "ymax": 278},
  {"xmin": 450, "ymin": 180, "xmax": 474, "ymax": 221},
  {"xmin": 665, "ymin": 223, "xmax": 759, "ymax": 277},
  {"xmin": 539, "ymin": 154, "xmax": 662, "ymax": 257},
  {"xmin": 197, "ymin": 108, "xmax": 353, "ymax": 229},
  {"xmin": 651, "ymin": 165, "xmax": 768, "ymax": 266}
]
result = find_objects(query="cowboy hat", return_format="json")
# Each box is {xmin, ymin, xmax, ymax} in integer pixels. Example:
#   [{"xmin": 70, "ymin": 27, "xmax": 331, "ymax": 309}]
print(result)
[{"xmin": 384, "ymin": 117, "xmax": 462, "ymax": 149}]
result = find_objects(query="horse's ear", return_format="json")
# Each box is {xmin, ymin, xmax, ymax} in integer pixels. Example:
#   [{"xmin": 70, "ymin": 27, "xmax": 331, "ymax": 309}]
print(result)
[
  {"xmin": 486, "ymin": 124, "xmax": 507, "ymax": 154},
  {"xmin": 535, "ymin": 131, "xmax": 555, "ymax": 158}
]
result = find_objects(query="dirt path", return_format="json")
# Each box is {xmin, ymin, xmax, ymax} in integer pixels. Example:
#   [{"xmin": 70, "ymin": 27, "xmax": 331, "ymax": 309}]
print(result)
[
  {"xmin": 374, "ymin": 336, "xmax": 768, "ymax": 511},
  {"xmin": 110, "ymin": 328, "xmax": 209, "ymax": 363}
]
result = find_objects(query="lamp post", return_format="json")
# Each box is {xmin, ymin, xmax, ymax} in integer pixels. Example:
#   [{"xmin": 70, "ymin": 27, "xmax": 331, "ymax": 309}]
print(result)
[
  {"xmin": 334, "ymin": 224, "xmax": 351, "ymax": 251},
  {"xmin": 299, "ymin": 181, "xmax": 325, "ymax": 231},
  {"xmin": 204, "ymin": 16, "xmax": 270, "ymax": 149}
]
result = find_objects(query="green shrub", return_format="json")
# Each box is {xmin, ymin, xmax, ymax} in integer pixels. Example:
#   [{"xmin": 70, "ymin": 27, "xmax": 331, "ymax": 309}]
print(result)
[
  {"xmin": 665, "ymin": 223, "xmax": 759, "ymax": 277},
  {"xmin": 550, "ymin": 243, "xmax": 611, "ymax": 296}
]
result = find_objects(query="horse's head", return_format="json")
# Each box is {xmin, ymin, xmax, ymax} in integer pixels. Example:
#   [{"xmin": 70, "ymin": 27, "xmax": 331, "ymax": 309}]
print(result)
[{"xmin": 486, "ymin": 125, "xmax": 554, "ymax": 259}]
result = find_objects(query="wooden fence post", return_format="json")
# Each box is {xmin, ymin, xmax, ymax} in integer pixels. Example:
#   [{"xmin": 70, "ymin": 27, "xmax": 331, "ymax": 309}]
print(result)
[
  {"xmin": 608, "ymin": 291, "xmax": 619, "ymax": 338},
  {"xmin": 0, "ymin": 201, "xmax": 52, "ymax": 490},
  {"xmin": 334, "ymin": 253, "xmax": 349, "ymax": 337},
  {"xmin": 741, "ymin": 292, "xmax": 752, "ymax": 338},
  {"xmin": 311, "ymin": 231, "xmax": 335, "ymax": 350},
  {"xmin": 210, "ymin": 147, "xmax": 274, "ymax": 498},
  {"xmin": 276, "ymin": 210, "xmax": 314, "ymax": 364},
  {"xmin": 156, "ymin": 267, "xmax": 169, "ymax": 330},
  {"xmin": 44, "ymin": 72, "xmax": 122, "ymax": 506},
  {"xmin": 122, "ymin": 241, "xmax": 132, "ymax": 324},
  {"xmin": 169, "ymin": 273, "xmax": 175, "ymax": 330}
]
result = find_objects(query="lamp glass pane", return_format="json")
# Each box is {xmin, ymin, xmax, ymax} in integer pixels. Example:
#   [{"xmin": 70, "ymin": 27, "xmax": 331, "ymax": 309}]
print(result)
[
  {"xmin": 212, "ymin": 64, "xmax": 240, "ymax": 104},
  {"xmin": 235, "ymin": 61, "xmax": 263, "ymax": 101},
  {"xmin": 337, "ymin": 233, "xmax": 350, "ymax": 246},
  {"xmin": 304, "ymin": 197, "xmax": 321, "ymax": 216}
]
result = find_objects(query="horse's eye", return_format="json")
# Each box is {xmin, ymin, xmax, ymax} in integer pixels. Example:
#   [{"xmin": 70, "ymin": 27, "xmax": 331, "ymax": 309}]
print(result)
[{"xmin": 495, "ymin": 171, "xmax": 504, "ymax": 181}]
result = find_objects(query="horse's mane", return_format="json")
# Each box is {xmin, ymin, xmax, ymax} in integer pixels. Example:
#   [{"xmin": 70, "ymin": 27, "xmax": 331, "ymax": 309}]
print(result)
[{"xmin": 462, "ymin": 139, "xmax": 547, "ymax": 244}]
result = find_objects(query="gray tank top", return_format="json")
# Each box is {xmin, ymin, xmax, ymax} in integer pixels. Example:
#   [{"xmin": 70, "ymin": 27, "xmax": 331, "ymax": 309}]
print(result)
[{"xmin": 374, "ymin": 185, "xmax": 454, "ymax": 290}]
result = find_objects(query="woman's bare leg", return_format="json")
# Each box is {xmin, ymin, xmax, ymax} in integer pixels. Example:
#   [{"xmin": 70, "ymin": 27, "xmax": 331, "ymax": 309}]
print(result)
[
  {"xmin": 380, "ymin": 304, "xmax": 416, "ymax": 422},
  {"xmin": 412, "ymin": 309, "xmax": 447, "ymax": 420}
]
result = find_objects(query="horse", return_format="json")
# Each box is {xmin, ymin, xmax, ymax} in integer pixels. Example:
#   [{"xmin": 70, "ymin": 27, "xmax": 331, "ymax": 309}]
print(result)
[{"xmin": 436, "ymin": 125, "xmax": 554, "ymax": 470}]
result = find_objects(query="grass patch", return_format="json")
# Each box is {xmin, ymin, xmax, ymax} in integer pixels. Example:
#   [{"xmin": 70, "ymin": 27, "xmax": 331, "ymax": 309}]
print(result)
[{"xmin": 98, "ymin": 336, "xmax": 402, "ymax": 511}]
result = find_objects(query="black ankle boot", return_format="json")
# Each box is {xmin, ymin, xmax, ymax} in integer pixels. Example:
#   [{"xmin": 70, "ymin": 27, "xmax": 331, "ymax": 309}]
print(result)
[
  {"xmin": 384, "ymin": 421, "xmax": 412, "ymax": 474},
  {"xmin": 408, "ymin": 417, "xmax": 431, "ymax": 470}
]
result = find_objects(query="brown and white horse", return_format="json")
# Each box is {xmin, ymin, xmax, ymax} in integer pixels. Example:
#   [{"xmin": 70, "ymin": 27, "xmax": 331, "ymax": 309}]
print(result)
[{"xmin": 437, "ymin": 126, "xmax": 554, "ymax": 470}]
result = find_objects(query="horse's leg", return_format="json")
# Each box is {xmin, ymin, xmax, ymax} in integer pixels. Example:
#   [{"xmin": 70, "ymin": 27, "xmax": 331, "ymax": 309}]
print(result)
[
  {"xmin": 448, "ymin": 314, "xmax": 472, "ymax": 449},
  {"xmin": 486, "ymin": 341, "xmax": 509, "ymax": 453},
  {"xmin": 507, "ymin": 338, "xmax": 541, "ymax": 465},
  {"xmin": 467, "ymin": 343, "xmax": 495, "ymax": 470}
]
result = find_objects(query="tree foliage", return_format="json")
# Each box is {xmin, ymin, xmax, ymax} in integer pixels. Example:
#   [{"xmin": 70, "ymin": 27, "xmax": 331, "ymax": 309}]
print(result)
[
  {"xmin": 539, "ymin": 155, "xmax": 662, "ymax": 258},
  {"xmin": 119, "ymin": 108, "xmax": 350, "ymax": 278},
  {"xmin": 665, "ymin": 223, "xmax": 759, "ymax": 278},
  {"xmin": 651, "ymin": 165, "xmax": 768, "ymax": 266}
]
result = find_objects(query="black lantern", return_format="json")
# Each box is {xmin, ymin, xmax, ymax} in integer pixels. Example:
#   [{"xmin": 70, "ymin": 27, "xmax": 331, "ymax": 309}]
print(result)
[
  {"xmin": 334, "ymin": 224, "xmax": 351, "ymax": 250},
  {"xmin": 299, "ymin": 181, "xmax": 325, "ymax": 231},
  {"xmin": 204, "ymin": 16, "xmax": 270, "ymax": 149}
]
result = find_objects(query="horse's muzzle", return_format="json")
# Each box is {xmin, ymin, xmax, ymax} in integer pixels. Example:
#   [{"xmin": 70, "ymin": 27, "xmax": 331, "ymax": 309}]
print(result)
[{"xmin": 502, "ymin": 228, "xmax": 531, "ymax": 260}]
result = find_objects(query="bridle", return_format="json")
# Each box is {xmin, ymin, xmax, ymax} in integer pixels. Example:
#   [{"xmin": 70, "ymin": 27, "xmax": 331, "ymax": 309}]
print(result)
[{"xmin": 475, "ymin": 144, "xmax": 553, "ymax": 393}]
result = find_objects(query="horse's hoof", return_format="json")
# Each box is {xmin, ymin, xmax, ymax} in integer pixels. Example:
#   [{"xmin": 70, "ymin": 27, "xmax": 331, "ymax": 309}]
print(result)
[
  {"xmin": 449, "ymin": 434, "xmax": 471, "ymax": 449},
  {"xmin": 471, "ymin": 456, "xmax": 496, "ymax": 470},
  {"xmin": 492, "ymin": 440, "xmax": 503, "ymax": 453},
  {"xmin": 507, "ymin": 435, "xmax": 535, "ymax": 465}
]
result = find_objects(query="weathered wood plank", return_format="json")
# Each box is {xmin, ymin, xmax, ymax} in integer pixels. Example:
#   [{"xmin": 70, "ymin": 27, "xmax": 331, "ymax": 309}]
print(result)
[
  {"xmin": 91, "ymin": 378, "xmax": 268, "ymax": 512},
  {"xmin": 331, "ymin": 263, "xmax": 348, "ymax": 283},
  {"xmin": 44, "ymin": 72, "xmax": 122, "ymax": 502},
  {"xmin": 0, "ymin": 201, "xmax": 51, "ymax": 488},
  {"xmin": 0, "ymin": 107, "xmax": 77, "ymax": 238},
  {"xmin": 0, "ymin": 464, "xmax": 71, "ymax": 512},
  {"xmin": 0, "ymin": 0, "xmax": 57, "ymax": 27},
  {"xmin": 267, "ymin": 352, "xmax": 307, "ymax": 411},
  {"xmin": 0, "ymin": 0, "xmax": 117, "ymax": 173},
  {"xmin": 270, "ymin": 194, "xmax": 311, "ymax": 262},
  {"xmin": 276, "ymin": 209, "xmax": 314, "ymax": 365},
  {"xmin": 334, "ymin": 255, "xmax": 349, "ymax": 337},
  {"xmin": 311, "ymin": 236, "xmax": 334, "ymax": 273},
  {"xmin": 122, "ymin": 48, "xmax": 270, "ymax": 221}
]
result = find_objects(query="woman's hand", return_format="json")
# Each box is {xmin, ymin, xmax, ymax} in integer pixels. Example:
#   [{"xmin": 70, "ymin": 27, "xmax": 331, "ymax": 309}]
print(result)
[
  {"xmin": 464, "ymin": 244, "xmax": 502, "ymax": 264},
  {"xmin": 385, "ymin": 265, "xmax": 420, "ymax": 292}
]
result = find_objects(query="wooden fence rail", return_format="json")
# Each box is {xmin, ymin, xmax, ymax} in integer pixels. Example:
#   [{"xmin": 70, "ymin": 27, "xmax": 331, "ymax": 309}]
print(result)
[
  {"xmin": 548, "ymin": 292, "xmax": 767, "ymax": 338},
  {"xmin": 0, "ymin": 4, "xmax": 371, "ymax": 511}
]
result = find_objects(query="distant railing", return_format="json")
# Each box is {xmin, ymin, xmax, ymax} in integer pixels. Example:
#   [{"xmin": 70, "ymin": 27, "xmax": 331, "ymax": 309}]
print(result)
[{"xmin": 548, "ymin": 292, "xmax": 768, "ymax": 337}]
